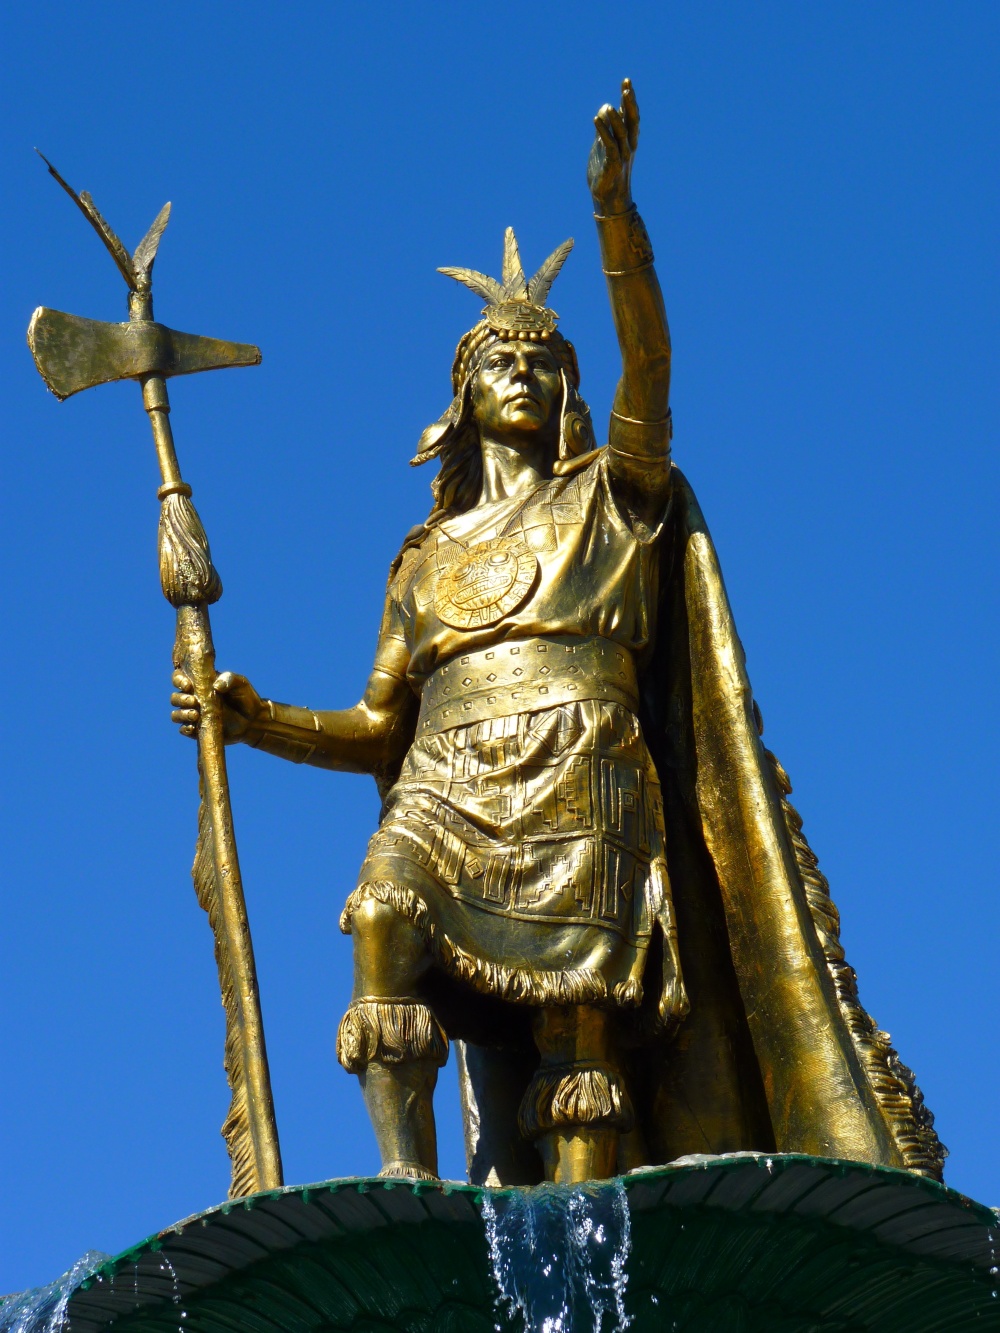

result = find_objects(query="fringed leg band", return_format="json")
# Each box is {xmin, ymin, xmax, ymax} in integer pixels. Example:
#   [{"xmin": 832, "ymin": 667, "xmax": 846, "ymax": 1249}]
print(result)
[
  {"xmin": 517, "ymin": 1062, "xmax": 634, "ymax": 1140},
  {"xmin": 336, "ymin": 998, "xmax": 449, "ymax": 1075}
]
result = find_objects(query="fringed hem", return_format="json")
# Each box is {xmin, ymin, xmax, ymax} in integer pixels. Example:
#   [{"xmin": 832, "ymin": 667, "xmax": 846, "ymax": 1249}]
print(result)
[
  {"xmin": 336, "ymin": 997, "xmax": 449, "ymax": 1074},
  {"xmin": 518, "ymin": 1062, "xmax": 634, "ymax": 1139},
  {"xmin": 767, "ymin": 747, "xmax": 947, "ymax": 1180},
  {"xmin": 378, "ymin": 1161, "xmax": 440, "ymax": 1181},
  {"xmin": 341, "ymin": 880, "xmax": 644, "ymax": 1011}
]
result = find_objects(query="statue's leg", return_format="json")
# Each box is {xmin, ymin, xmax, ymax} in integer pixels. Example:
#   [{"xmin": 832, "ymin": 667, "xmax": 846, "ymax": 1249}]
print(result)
[
  {"xmin": 456, "ymin": 1039, "xmax": 544, "ymax": 1186},
  {"xmin": 520, "ymin": 1005, "xmax": 633, "ymax": 1184},
  {"xmin": 336, "ymin": 894, "xmax": 446, "ymax": 1180}
]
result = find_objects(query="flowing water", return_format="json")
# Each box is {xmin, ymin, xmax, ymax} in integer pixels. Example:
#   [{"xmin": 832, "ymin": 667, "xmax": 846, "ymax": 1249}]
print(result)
[
  {"xmin": 481, "ymin": 1181, "xmax": 632, "ymax": 1332},
  {"xmin": 0, "ymin": 1252, "xmax": 110, "ymax": 1333}
]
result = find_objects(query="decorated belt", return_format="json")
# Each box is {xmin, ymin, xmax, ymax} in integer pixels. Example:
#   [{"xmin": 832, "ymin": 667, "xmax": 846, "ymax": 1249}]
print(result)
[{"xmin": 416, "ymin": 635, "xmax": 640, "ymax": 735}]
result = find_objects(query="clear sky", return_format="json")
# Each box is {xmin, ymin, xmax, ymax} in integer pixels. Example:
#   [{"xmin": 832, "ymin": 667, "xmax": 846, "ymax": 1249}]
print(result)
[{"xmin": 2, "ymin": 0, "xmax": 998, "ymax": 1295}]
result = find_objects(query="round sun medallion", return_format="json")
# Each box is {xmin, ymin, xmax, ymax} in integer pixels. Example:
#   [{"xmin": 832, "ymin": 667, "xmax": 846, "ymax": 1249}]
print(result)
[{"xmin": 434, "ymin": 534, "xmax": 538, "ymax": 630}]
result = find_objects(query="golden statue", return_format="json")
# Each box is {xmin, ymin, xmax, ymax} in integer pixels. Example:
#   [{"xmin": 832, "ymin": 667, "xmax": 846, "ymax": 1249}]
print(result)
[{"xmin": 50, "ymin": 79, "xmax": 934, "ymax": 1191}]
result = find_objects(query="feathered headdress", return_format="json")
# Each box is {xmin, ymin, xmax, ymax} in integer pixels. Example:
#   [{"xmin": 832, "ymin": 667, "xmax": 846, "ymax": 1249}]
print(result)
[
  {"xmin": 439, "ymin": 227, "xmax": 574, "ymax": 342},
  {"xmin": 412, "ymin": 227, "xmax": 594, "ymax": 494}
]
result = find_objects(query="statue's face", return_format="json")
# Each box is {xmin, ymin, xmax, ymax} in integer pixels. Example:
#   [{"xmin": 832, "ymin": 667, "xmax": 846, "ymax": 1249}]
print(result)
[{"xmin": 472, "ymin": 341, "xmax": 561, "ymax": 442}]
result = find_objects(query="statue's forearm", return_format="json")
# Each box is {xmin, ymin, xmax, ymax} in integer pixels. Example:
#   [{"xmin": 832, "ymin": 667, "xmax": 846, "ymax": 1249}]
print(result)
[
  {"xmin": 245, "ymin": 676, "xmax": 416, "ymax": 775},
  {"xmin": 595, "ymin": 203, "xmax": 672, "ymax": 506},
  {"xmin": 244, "ymin": 700, "xmax": 371, "ymax": 771},
  {"xmin": 596, "ymin": 203, "xmax": 671, "ymax": 424}
]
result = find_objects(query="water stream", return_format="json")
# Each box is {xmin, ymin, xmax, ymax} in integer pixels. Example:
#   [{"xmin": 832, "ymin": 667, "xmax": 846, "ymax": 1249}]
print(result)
[
  {"xmin": 0, "ymin": 1252, "xmax": 110, "ymax": 1333},
  {"xmin": 481, "ymin": 1181, "xmax": 632, "ymax": 1332}
]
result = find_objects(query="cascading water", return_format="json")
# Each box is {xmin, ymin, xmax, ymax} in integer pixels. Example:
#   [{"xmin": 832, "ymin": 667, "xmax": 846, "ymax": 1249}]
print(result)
[
  {"xmin": 481, "ymin": 1181, "xmax": 632, "ymax": 1333},
  {"xmin": 0, "ymin": 1252, "xmax": 110, "ymax": 1333}
]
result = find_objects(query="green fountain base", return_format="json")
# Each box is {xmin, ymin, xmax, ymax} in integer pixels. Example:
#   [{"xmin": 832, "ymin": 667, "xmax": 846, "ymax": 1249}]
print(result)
[{"xmin": 66, "ymin": 1154, "xmax": 999, "ymax": 1331}]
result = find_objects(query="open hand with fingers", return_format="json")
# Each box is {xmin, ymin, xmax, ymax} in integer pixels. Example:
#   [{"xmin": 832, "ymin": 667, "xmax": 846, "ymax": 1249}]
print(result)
[
  {"xmin": 588, "ymin": 77, "xmax": 640, "ymax": 216},
  {"xmin": 171, "ymin": 670, "xmax": 266, "ymax": 743}
]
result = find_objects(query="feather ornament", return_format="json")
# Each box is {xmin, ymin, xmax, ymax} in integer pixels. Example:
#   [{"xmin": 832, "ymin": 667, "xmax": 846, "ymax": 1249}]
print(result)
[
  {"xmin": 528, "ymin": 238, "xmax": 575, "ymax": 305},
  {"xmin": 191, "ymin": 774, "xmax": 257, "ymax": 1197},
  {"xmin": 133, "ymin": 201, "xmax": 172, "ymax": 282},
  {"xmin": 501, "ymin": 227, "xmax": 527, "ymax": 299},
  {"xmin": 78, "ymin": 190, "xmax": 138, "ymax": 290},
  {"xmin": 437, "ymin": 266, "xmax": 505, "ymax": 305},
  {"xmin": 36, "ymin": 153, "xmax": 138, "ymax": 290},
  {"xmin": 438, "ymin": 228, "xmax": 574, "ymax": 323}
]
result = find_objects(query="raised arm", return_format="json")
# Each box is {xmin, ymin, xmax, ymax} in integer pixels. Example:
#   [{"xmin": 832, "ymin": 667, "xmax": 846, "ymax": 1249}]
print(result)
[{"xmin": 588, "ymin": 79, "xmax": 672, "ymax": 516}]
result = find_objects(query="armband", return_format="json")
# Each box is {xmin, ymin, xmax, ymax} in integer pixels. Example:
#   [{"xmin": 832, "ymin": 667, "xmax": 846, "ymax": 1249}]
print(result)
[{"xmin": 609, "ymin": 407, "xmax": 673, "ymax": 461}]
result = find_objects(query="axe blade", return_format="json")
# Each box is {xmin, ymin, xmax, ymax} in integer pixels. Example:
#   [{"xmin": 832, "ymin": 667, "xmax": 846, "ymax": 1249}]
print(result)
[{"xmin": 27, "ymin": 308, "xmax": 261, "ymax": 401}]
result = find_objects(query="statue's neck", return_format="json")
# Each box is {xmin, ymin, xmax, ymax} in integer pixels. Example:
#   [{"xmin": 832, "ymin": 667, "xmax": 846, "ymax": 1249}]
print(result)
[{"xmin": 477, "ymin": 434, "xmax": 552, "ymax": 505}]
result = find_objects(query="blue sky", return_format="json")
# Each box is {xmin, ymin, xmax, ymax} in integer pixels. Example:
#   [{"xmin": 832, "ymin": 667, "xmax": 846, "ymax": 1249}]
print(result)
[{"xmin": 2, "ymin": 1, "xmax": 998, "ymax": 1293}]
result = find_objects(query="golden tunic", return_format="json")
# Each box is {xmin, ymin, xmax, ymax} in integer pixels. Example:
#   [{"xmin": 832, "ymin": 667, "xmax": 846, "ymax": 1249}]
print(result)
[{"xmin": 346, "ymin": 451, "xmax": 676, "ymax": 1011}]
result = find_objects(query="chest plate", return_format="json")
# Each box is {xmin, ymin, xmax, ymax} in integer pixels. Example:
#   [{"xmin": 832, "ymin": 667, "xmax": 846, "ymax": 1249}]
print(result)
[{"xmin": 433, "ymin": 534, "xmax": 538, "ymax": 630}]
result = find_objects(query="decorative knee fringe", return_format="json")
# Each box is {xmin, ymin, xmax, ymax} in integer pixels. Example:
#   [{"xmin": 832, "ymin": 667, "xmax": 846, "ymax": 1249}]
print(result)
[
  {"xmin": 336, "ymin": 998, "xmax": 449, "ymax": 1075},
  {"xmin": 518, "ymin": 1062, "xmax": 634, "ymax": 1140}
]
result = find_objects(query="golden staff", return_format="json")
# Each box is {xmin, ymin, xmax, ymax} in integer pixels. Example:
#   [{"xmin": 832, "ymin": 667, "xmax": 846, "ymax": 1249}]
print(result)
[{"xmin": 27, "ymin": 158, "xmax": 283, "ymax": 1197}]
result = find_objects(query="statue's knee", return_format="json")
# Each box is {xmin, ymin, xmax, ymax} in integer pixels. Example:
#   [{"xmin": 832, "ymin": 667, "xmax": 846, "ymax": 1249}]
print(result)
[
  {"xmin": 351, "ymin": 895, "xmax": 409, "ymax": 947},
  {"xmin": 348, "ymin": 889, "xmax": 429, "ymax": 996}
]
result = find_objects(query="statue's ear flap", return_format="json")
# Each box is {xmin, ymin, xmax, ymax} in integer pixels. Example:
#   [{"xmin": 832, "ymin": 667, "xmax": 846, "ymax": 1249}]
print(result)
[
  {"xmin": 411, "ymin": 378, "xmax": 471, "ymax": 466},
  {"xmin": 553, "ymin": 370, "xmax": 597, "ymax": 475}
]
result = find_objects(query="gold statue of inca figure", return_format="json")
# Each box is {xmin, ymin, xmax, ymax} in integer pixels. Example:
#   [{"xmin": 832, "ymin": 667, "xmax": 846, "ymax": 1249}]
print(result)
[{"xmin": 173, "ymin": 80, "xmax": 945, "ymax": 1187}]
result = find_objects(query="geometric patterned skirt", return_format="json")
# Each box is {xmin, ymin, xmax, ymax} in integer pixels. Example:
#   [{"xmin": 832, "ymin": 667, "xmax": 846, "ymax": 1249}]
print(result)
[{"xmin": 342, "ymin": 699, "xmax": 672, "ymax": 1012}]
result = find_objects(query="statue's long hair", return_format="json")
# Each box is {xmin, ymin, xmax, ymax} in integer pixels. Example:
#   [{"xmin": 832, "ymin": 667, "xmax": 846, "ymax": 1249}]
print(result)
[
  {"xmin": 423, "ymin": 375, "xmax": 482, "ymax": 519},
  {"xmin": 411, "ymin": 323, "xmax": 595, "ymax": 527}
]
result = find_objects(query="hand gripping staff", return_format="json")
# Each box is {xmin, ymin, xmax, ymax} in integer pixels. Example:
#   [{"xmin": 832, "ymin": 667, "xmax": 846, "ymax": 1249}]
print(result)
[{"xmin": 27, "ymin": 157, "xmax": 282, "ymax": 1197}]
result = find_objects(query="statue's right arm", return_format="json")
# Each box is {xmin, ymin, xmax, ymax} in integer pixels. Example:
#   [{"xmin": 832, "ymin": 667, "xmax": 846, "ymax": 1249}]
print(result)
[
  {"xmin": 170, "ymin": 603, "xmax": 418, "ymax": 779},
  {"xmin": 245, "ymin": 661, "xmax": 416, "ymax": 776}
]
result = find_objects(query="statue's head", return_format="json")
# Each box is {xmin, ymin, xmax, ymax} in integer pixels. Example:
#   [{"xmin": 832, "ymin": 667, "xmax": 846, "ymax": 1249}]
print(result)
[
  {"xmin": 470, "ymin": 336, "xmax": 565, "ymax": 460},
  {"xmin": 412, "ymin": 229, "xmax": 595, "ymax": 519}
]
